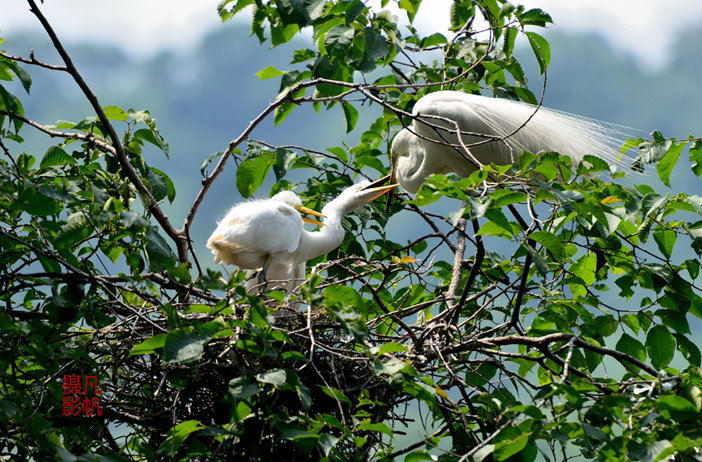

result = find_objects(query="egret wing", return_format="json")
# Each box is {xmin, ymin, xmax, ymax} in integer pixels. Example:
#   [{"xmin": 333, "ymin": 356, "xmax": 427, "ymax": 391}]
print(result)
[{"xmin": 207, "ymin": 200, "xmax": 303, "ymax": 267}]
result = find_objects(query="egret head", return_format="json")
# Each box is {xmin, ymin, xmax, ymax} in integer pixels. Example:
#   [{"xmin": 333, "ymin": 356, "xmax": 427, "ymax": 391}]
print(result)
[
  {"xmin": 271, "ymin": 191, "xmax": 325, "ymax": 226},
  {"xmin": 390, "ymin": 128, "xmax": 429, "ymax": 194}
]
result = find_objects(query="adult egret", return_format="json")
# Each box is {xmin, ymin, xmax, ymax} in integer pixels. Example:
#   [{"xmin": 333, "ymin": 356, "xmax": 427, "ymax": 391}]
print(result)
[
  {"xmin": 207, "ymin": 191, "xmax": 325, "ymax": 281},
  {"xmin": 390, "ymin": 91, "xmax": 632, "ymax": 194},
  {"xmin": 246, "ymin": 180, "xmax": 398, "ymax": 292}
]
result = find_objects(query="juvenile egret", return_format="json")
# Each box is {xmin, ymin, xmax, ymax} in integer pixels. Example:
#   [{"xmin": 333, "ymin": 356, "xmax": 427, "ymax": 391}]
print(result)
[
  {"xmin": 247, "ymin": 181, "xmax": 398, "ymax": 291},
  {"xmin": 391, "ymin": 91, "xmax": 632, "ymax": 193},
  {"xmin": 206, "ymin": 191, "xmax": 325, "ymax": 281}
]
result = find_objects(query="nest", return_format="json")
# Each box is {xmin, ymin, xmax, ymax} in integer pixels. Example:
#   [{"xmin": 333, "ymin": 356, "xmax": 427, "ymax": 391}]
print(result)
[{"xmin": 77, "ymin": 295, "xmax": 399, "ymax": 459}]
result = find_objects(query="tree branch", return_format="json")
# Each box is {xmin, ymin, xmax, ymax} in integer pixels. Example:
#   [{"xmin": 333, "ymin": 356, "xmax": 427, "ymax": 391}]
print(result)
[{"xmin": 25, "ymin": 0, "xmax": 186, "ymax": 263}]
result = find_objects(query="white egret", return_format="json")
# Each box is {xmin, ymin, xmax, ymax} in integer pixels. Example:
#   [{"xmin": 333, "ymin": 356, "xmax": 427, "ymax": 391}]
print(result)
[
  {"xmin": 206, "ymin": 191, "xmax": 325, "ymax": 282},
  {"xmin": 246, "ymin": 181, "xmax": 398, "ymax": 292},
  {"xmin": 391, "ymin": 91, "xmax": 632, "ymax": 193}
]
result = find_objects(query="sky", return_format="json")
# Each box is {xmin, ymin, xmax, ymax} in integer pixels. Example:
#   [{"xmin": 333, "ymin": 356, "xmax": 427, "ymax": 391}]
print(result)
[{"xmin": 3, "ymin": 1, "xmax": 702, "ymax": 69}]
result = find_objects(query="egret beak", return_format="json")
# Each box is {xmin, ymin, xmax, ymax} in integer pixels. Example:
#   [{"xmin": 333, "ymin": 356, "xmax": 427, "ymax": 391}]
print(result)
[
  {"xmin": 361, "ymin": 173, "xmax": 397, "ymax": 212},
  {"xmin": 296, "ymin": 205, "xmax": 326, "ymax": 227},
  {"xmin": 365, "ymin": 173, "xmax": 393, "ymax": 189},
  {"xmin": 360, "ymin": 180, "xmax": 399, "ymax": 201},
  {"xmin": 386, "ymin": 165, "xmax": 398, "ymax": 214}
]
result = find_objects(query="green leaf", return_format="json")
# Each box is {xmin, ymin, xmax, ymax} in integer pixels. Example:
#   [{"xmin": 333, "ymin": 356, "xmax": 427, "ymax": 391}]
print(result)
[
  {"xmin": 255, "ymin": 66, "xmax": 285, "ymax": 80},
  {"xmin": 103, "ymin": 105, "xmax": 128, "ymax": 121},
  {"xmin": 675, "ymin": 333, "xmax": 701, "ymax": 366},
  {"xmin": 341, "ymin": 101, "xmax": 358, "ymax": 133},
  {"xmin": 152, "ymin": 167, "xmax": 176, "ymax": 203},
  {"xmin": 164, "ymin": 330, "xmax": 205, "ymax": 363},
  {"xmin": 689, "ymin": 140, "xmax": 702, "ymax": 177},
  {"xmin": 568, "ymin": 253, "xmax": 596, "ymax": 298},
  {"xmin": 421, "ymin": 33, "xmax": 448, "ymax": 49},
  {"xmin": 525, "ymin": 32, "xmax": 550, "ymax": 75},
  {"xmin": 0, "ymin": 85, "xmax": 24, "ymax": 131},
  {"xmin": 494, "ymin": 426, "xmax": 529, "ymax": 460},
  {"xmin": 158, "ymin": 420, "xmax": 203, "ymax": 457},
  {"xmin": 326, "ymin": 146, "xmax": 348, "ymax": 163},
  {"xmin": 652, "ymin": 227, "xmax": 676, "ymax": 260},
  {"xmin": 358, "ymin": 419, "xmax": 392, "ymax": 435},
  {"xmin": 201, "ymin": 150, "xmax": 224, "ymax": 177},
  {"xmin": 344, "ymin": 0, "xmax": 366, "ymax": 24},
  {"xmin": 146, "ymin": 168, "xmax": 168, "ymax": 202},
  {"xmin": 324, "ymin": 25, "xmax": 355, "ymax": 55},
  {"xmin": 615, "ymin": 333, "xmax": 646, "ymax": 363},
  {"xmin": 518, "ymin": 8, "xmax": 553, "ymax": 27},
  {"xmin": 236, "ymin": 154, "xmax": 274, "ymax": 198},
  {"xmin": 229, "ymin": 376, "xmax": 261, "ymax": 400},
  {"xmin": 320, "ymin": 386, "xmax": 352, "ymax": 406},
  {"xmin": 528, "ymin": 230, "xmax": 564, "ymax": 260},
  {"xmin": 484, "ymin": 208, "xmax": 513, "ymax": 236},
  {"xmin": 465, "ymin": 362, "xmax": 498, "ymax": 387},
  {"xmin": 491, "ymin": 190, "xmax": 528, "ymax": 207},
  {"xmin": 634, "ymin": 134, "xmax": 670, "ymax": 169},
  {"xmin": 645, "ymin": 325, "xmax": 675, "ymax": 369},
  {"xmin": 656, "ymin": 141, "xmax": 685, "ymax": 187},
  {"xmin": 398, "ymin": 0, "xmax": 421, "ymax": 22},
  {"xmin": 656, "ymin": 309, "xmax": 690, "ymax": 335},
  {"xmin": 40, "ymin": 146, "xmax": 77, "ymax": 168},
  {"xmin": 273, "ymin": 88, "xmax": 306, "ymax": 125},
  {"xmin": 134, "ymin": 127, "xmax": 170, "ymax": 157},
  {"xmin": 657, "ymin": 395, "xmax": 699, "ymax": 414},
  {"xmin": 318, "ymin": 433, "xmax": 339, "ymax": 456},
  {"xmin": 274, "ymin": 0, "xmax": 325, "ymax": 27},
  {"xmin": 297, "ymin": 382, "xmax": 312, "ymax": 412},
  {"xmin": 372, "ymin": 358, "xmax": 407, "ymax": 376},
  {"xmin": 129, "ymin": 333, "xmax": 168, "ymax": 356},
  {"xmin": 16, "ymin": 187, "xmax": 60, "ymax": 216},
  {"xmin": 145, "ymin": 227, "xmax": 175, "ymax": 270},
  {"xmin": 356, "ymin": 27, "xmax": 389, "ymax": 72},
  {"xmin": 256, "ymin": 369, "xmax": 287, "ymax": 386},
  {"xmin": 378, "ymin": 342, "xmax": 407, "ymax": 355},
  {"xmin": 1, "ymin": 58, "xmax": 32, "ymax": 93},
  {"xmin": 218, "ymin": 0, "xmax": 253, "ymax": 21},
  {"xmin": 54, "ymin": 212, "xmax": 91, "ymax": 249}
]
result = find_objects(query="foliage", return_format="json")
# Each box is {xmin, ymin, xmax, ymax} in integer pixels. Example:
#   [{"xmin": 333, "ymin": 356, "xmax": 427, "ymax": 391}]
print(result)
[{"xmin": 1, "ymin": 0, "xmax": 702, "ymax": 461}]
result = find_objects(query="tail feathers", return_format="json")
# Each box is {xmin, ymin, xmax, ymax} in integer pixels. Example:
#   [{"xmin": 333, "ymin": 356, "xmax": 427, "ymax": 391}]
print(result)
[{"xmin": 207, "ymin": 237, "xmax": 246, "ymax": 266}]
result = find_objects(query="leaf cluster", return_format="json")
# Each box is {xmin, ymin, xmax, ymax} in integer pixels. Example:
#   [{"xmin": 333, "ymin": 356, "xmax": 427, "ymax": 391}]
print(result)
[{"xmin": 1, "ymin": 1, "xmax": 702, "ymax": 461}]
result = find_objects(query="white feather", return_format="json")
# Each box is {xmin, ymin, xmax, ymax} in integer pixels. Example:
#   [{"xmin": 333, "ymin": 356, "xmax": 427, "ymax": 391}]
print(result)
[{"xmin": 392, "ymin": 91, "xmax": 634, "ymax": 193}]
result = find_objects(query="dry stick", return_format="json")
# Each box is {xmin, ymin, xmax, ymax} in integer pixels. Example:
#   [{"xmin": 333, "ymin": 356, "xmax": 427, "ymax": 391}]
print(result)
[
  {"xmin": 25, "ymin": 0, "xmax": 186, "ymax": 262},
  {"xmin": 451, "ymin": 333, "xmax": 659, "ymax": 377},
  {"xmin": 0, "ymin": 111, "xmax": 116, "ymax": 153},
  {"xmin": 444, "ymin": 218, "xmax": 468, "ymax": 316},
  {"xmin": 449, "ymin": 219, "xmax": 484, "ymax": 326},
  {"xmin": 0, "ymin": 50, "xmax": 68, "ymax": 71},
  {"xmin": 506, "ymin": 204, "xmax": 537, "ymax": 334}
]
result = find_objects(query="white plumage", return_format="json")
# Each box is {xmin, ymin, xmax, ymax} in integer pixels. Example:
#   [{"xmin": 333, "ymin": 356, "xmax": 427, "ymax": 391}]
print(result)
[
  {"xmin": 208, "ymin": 183, "xmax": 397, "ymax": 291},
  {"xmin": 244, "ymin": 181, "xmax": 397, "ymax": 291},
  {"xmin": 207, "ymin": 191, "xmax": 322, "ymax": 272},
  {"xmin": 391, "ymin": 91, "xmax": 631, "ymax": 193}
]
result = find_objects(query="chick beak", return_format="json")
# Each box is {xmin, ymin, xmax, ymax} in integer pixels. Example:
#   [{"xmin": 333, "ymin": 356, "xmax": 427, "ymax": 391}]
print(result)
[{"xmin": 297, "ymin": 205, "xmax": 326, "ymax": 227}]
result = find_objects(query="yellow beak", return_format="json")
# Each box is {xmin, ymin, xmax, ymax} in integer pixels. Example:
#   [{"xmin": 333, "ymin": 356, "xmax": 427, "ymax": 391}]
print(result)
[
  {"xmin": 361, "ymin": 180, "xmax": 399, "ymax": 201},
  {"xmin": 363, "ymin": 173, "xmax": 397, "ymax": 211},
  {"xmin": 296, "ymin": 205, "xmax": 326, "ymax": 227}
]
